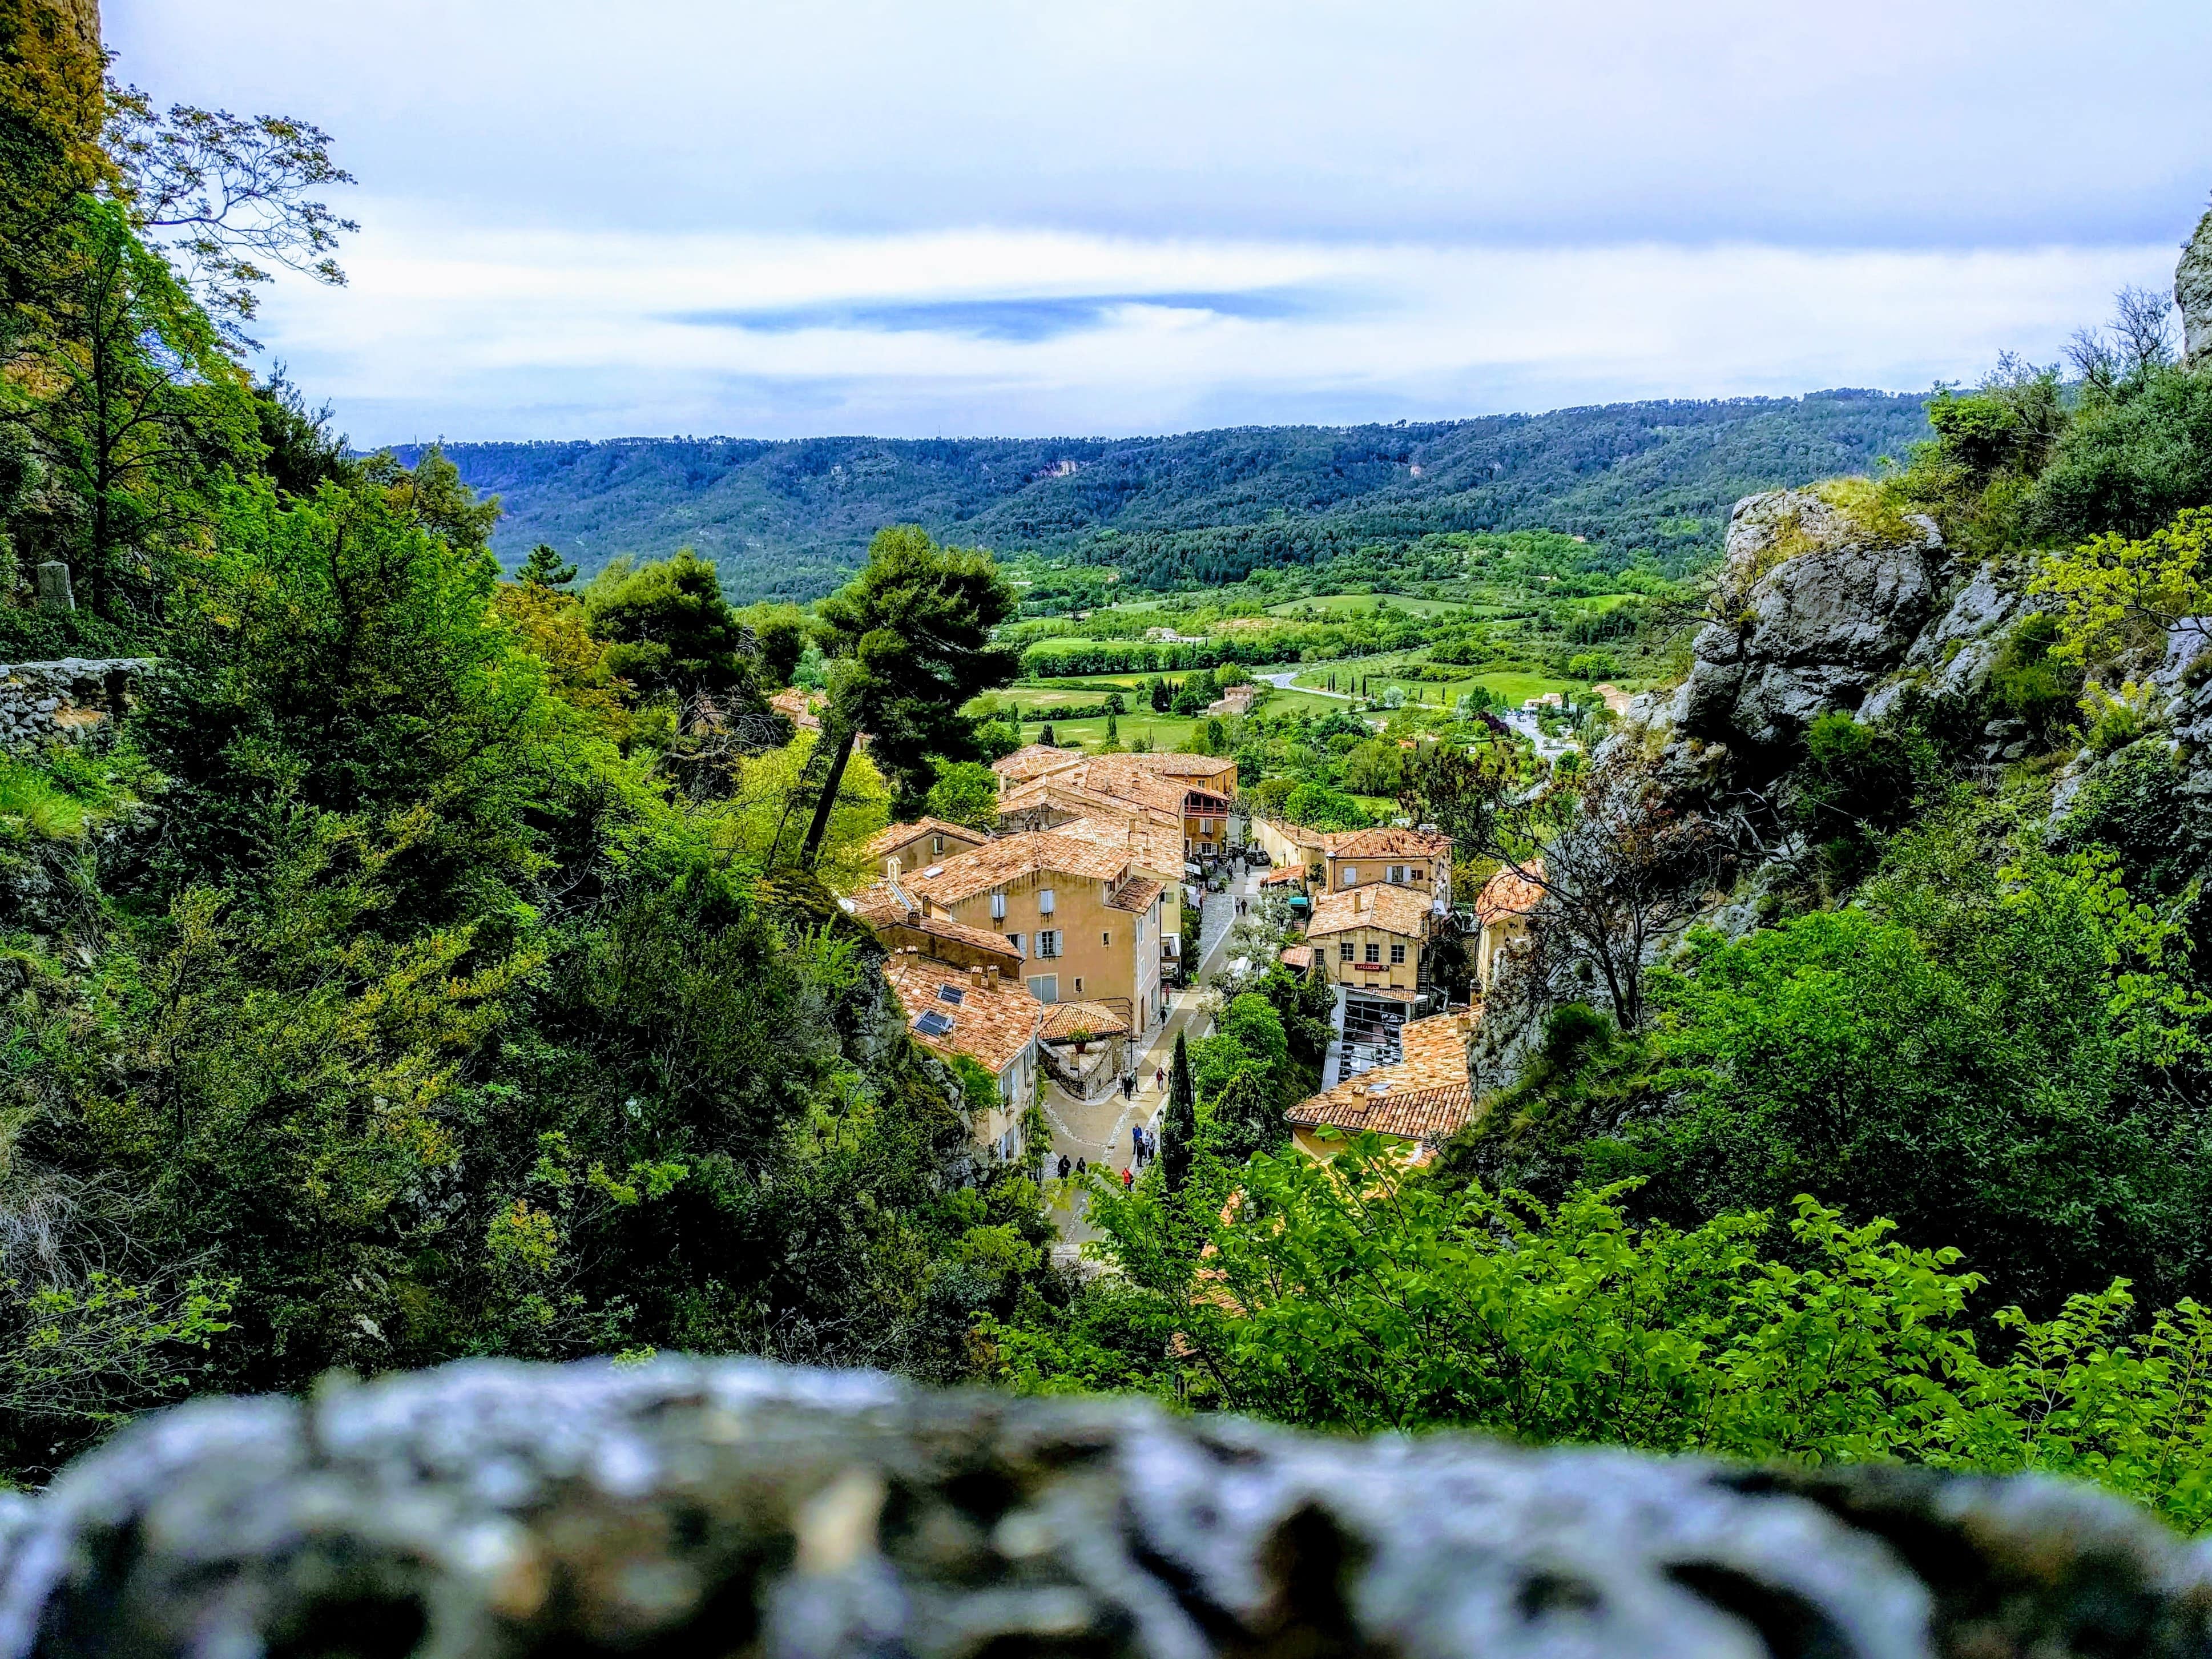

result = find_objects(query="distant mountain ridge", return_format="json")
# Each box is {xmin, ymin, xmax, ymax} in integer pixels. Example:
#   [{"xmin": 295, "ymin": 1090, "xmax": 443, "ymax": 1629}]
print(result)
[{"xmin": 395, "ymin": 389, "xmax": 1932, "ymax": 602}]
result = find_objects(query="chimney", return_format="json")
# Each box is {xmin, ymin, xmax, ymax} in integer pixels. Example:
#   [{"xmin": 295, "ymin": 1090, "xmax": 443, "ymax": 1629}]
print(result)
[
  {"xmin": 985, "ymin": 965, "xmax": 1000, "ymax": 989},
  {"xmin": 970, "ymin": 964, "xmax": 986, "ymax": 991}
]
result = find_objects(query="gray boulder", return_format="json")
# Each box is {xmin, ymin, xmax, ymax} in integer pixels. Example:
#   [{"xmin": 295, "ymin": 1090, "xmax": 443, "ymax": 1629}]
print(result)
[
  {"xmin": 3, "ymin": 1357, "xmax": 2210, "ymax": 1659},
  {"xmin": 1676, "ymin": 490, "xmax": 1944, "ymax": 748}
]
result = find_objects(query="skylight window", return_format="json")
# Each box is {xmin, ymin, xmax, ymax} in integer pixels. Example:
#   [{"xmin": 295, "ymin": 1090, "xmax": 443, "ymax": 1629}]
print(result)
[
  {"xmin": 937, "ymin": 984, "xmax": 965, "ymax": 1004},
  {"xmin": 914, "ymin": 1010, "xmax": 955, "ymax": 1038}
]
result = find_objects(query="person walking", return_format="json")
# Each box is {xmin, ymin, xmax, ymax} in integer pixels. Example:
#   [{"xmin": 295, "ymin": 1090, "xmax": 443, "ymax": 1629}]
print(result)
[
  {"xmin": 1076, "ymin": 1157, "xmax": 1086, "ymax": 1175},
  {"xmin": 1057, "ymin": 1154, "xmax": 1071, "ymax": 1181},
  {"xmin": 1122, "ymin": 1166, "xmax": 1133, "ymax": 1191},
  {"xmin": 1132, "ymin": 1124, "xmax": 1145, "ymax": 1166},
  {"xmin": 1154, "ymin": 1065, "xmax": 1165, "ymax": 1090},
  {"xmin": 1122, "ymin": 1073, "xmax": 1135, "ymax": 1101}
]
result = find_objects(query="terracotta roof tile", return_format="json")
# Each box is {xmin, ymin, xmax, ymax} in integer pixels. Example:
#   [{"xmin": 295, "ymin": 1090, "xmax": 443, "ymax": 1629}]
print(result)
[
  {"xmin": 1279, "ymin": 945, "xmax": 1313, "ymax": 969},
  {"xmin": 882, "ymin": 952, "xmax": 1042, "ymax": 1076},
  {"xmin": 993, "ymin": 744, "xmax": 1084, "ymax": 785},
  {"xmin": 1476, "ymin": 863, "xmax": 1544, "ymax": 924},
  {"xmin": 864, "ymin": 817, "xmax": 991, "ymax": 860},
  {"xmin": 1106, "ymin": 875, "xmax": 1162, "ymax": 914},
  {"xmin": 1260, "ymin": 866, "xmax": 1306, "ymax": 885},
  {"xmin": 1325, "ymin": 827, "xmax": 1453, "ymax": 861},
  {"xmin": 902, "ymin": 830, "xmax": 1129, "ymax": 905},
  {"xmin": 1287, "ymin": 1014, "xmax": 1476, "ymax": 1143},
  {"xmin": 1041, "ymin": 1000, "xmax": 1130, "ymax": 1041},
  {"xmin": 1304, "ymin": 881, "xmax": 1436, "ymax": 939}
]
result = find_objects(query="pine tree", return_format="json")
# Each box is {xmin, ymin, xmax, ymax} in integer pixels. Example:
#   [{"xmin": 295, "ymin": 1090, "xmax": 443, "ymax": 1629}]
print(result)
[
  {"xmin": 1163, "ymin": 1030, "xmax": 1196, "ymax": 1192},
  {"xmin": 518, "ymin": 542, "xmax": 577, "ymax": 588},
  {"xmin": 1039, "ymin": 723, "xmax": 1057, "ymax": 746},
  {"xmin": 1106, "ymin": 712, "xmax": 1119, "ymax": 744}
]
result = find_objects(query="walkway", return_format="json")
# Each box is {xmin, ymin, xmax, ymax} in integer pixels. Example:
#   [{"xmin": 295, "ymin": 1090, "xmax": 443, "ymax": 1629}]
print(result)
[{"xmin": 1039, "ymin": 862, "xmax": 1261, "ymax": 1254}]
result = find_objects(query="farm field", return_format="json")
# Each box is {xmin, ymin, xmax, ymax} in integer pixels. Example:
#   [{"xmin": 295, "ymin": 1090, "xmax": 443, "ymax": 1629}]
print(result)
[{"xmin": 1291, "ymin": 661, "xmax": 1576, "ymax": 709}]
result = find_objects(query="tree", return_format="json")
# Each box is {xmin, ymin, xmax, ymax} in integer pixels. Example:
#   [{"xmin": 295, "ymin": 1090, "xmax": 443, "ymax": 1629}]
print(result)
[
  {"xmin": 734, "ymin": 602, "xmax": 810, "ymax": 689},
  {"xmin": 582, "ymin": 550, "xmax": 760, "ymax": 707},
  {"xmin": 924, "ymin": 760, "xmax": 1000, "ymax": 832},
  {"xmin": 1149, "ymin": 677, "xmax": 1170, "ymax": 712},
  {"xmin": 104, "ymin": 85, "xmax": 357, "ymax": 347},
  {"xmin": 1038, "ymin": 723, "xmax": 1057, "ymax": 747},
  {"xmin": 1105, "ymin": 712, "xmax": 1121, "ymax": 747},
  {"xmin": 2030, "ymin": 505, "xmax": 2212, "ymax": 667},
  {"xmin": 797, "ymin": 526, "xmax": 1018, "ymax": 864},
  {"xmin": 518, "ymin": 542, "xmax": 576, "ymax": 589},
  {"xmin": 1162, "ymin": 1031, "xmax": 1196, "ymax": 1193},
  {"xmin": 15, "ymin": 199, "xmax": 259, "ymax": 617}
]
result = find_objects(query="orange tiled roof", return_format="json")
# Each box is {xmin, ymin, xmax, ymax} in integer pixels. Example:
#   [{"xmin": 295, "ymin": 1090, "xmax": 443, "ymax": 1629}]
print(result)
[
  {"xmin": 1106, "ymin": 875, "xmax": 1163, "ymax": 914},
  {"xmin": 1476, "ymin": 862, "xmax": 1544, "ymax": 925},
  {"xmin": 992, "ymin": 744, "xmax": 1084, "ymax": 786},
  {"xmin": 864, "ymin": 817, "xmax": 991, "ymax": 860},
  {"xmin": 902, "ymin": 830, "xmax": 1130, "ymax": 905},
  {"xmin": 770, "ymin": 687, "xmax": 822, "ymax": 731},
  {"xmin": 1325, "ymin": 827, "xmax": 1453, "ymax": 862},
  {"xmin": 1260, "ymin": 866, "xmax": 1305, "ymax": 886},
  {"xmin": 1279, "ymin": 945, "xmax": 1314, "ymax": 970},
  {"xmin": 882, "ymin": 952, "xmax": 1042, "ymax": 1076},
  {"xmin": 1041, "ymin": 1000, "xmax": 1130, "ymax": 1041},
  {"xmin": 1056, "ymin": 814, "xmax": 1185, "ymax": 885},
  {"xmin": 1287, "ymin": 1014, "xmax": 1475, "ymax": 1142},
  {"xmin": 1304, "ymin": 881, "xmax": 1435, "ymax": 940}
]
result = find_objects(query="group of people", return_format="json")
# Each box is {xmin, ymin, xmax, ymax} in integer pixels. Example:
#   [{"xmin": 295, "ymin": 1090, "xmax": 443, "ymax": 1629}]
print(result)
[{"xmin": 1051, "ymin": 1116, "xmax": 1164, "ymax": 1194}]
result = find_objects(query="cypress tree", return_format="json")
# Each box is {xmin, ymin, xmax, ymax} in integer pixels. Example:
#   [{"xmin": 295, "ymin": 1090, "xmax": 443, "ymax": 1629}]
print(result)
[{"xmin": 1163, "ymin": 1030, "xmax": 1196, "ymax": 1192}]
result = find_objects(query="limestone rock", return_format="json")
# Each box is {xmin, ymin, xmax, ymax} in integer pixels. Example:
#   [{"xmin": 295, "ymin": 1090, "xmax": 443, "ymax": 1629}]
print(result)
[
  {"xmin": 1678, "ymin": 490, "xmax": 1944, "ymax": 748},
  {"xmin": 2180, "ymin": 206, "xmax": 2212, "ymax": 371},
  {"xmin": 1, "ymin": 1358, "xmax": 2208, "ymax": 1659}
]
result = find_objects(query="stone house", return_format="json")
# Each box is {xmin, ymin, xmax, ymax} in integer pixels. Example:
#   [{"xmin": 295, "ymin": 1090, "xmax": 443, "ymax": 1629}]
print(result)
[
  {"xmin": 1320, "ymin": 827, "xmax": 1453, "ymax": 914},
  {"xmin": 902, "ymin": 830, "xmax": 1167, "ymax": 1034},
  {"xmin": 1473, "ymin": 863, "xmax": 1544, "ymax": 994}
]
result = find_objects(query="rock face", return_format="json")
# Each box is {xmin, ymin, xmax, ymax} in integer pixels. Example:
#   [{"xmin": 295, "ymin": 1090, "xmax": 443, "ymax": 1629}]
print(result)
[
  {"xmin": 2181, "ymin": 206, "xmax": 2212, "ymax": 371},
  {"xmin": 1, "ymin": 1358, "xmax": 2207, "ymax": 1659},
  {"xmin": 1673, "ymin": 491, "xmax": 1945, "ymax": 750}
]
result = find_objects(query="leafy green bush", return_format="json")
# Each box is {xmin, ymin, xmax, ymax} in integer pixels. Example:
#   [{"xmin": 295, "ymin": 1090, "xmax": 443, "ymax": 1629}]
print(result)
[{"xmin": 989, "ymin": 1147, "xmax": 2212, "ymax": 1531}]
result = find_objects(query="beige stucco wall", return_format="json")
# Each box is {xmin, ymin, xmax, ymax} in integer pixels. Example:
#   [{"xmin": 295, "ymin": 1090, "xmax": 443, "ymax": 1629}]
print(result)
[
  {"xmin": 1319, "ymin": 923, "xmax": 1422, "ymax": 993},
  {"xmin": 930, "ymin": 869, "xmax": 1163, "ymax": 1034}
]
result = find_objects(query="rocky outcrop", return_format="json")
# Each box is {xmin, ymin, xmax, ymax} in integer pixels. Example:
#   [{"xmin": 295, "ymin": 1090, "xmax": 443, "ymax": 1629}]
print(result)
[
  {"xmin": 0, "ymin": 659, "xmax": 154, "ymax": 751},
  {"xmin": 2181, "ymin": 206, "xmax": 2212, "ymax": 371},
  {"xmin": 3, "ymin": 1356, "xmax": 2209, "ymax": 1659},
  {"xmin": 1672, "ymin": 491, "xmax": 1945, "ymax": 750}
]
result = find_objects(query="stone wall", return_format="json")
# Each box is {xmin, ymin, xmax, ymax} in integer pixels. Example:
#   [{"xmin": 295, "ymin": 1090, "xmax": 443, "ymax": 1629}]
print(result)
[
  {"xmin": 0, "ymin": 1356, "xmax": 2205, "ymax": 1659},
  {"xmin": 0, "ymin": 659, "xmax": 154, "ymax": 750}
]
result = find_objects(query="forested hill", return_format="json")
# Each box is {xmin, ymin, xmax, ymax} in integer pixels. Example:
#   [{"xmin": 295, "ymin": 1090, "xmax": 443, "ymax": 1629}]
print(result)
[{"xmin": 397, "ymin": 389, "xmax": 1931, "ymax": 602}]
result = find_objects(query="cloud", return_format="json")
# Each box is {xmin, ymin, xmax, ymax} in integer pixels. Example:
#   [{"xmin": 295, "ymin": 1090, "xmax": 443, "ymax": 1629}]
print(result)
[
  {"xmin": 105, "ymin": 1, "xmax": 2208, "ymax": 441},
  {"xmin": 668, "ymin": 289, "xmax": 1343, "ymax": 343},
  {"xmin": 254, "ymin": 212, "xmax": 2180, "ymax": 445}
]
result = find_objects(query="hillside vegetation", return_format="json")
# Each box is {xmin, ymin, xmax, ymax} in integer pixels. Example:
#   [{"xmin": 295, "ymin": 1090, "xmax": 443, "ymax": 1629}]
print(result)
[{"xmin": 404, "ymin": 390, "xmax": 1931, "ymax": 601}]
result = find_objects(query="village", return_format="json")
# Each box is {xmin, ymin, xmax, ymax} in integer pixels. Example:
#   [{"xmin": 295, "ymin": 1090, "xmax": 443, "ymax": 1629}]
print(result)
[{"xmin": 839, "ymin": 740, "xmax": 1542, "ymax": 1220}]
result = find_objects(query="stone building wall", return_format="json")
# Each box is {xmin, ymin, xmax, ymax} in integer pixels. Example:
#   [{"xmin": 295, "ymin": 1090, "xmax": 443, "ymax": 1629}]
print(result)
[{"xmin": 0, "ymin": 659, "xmax": 154, "ymax": 750}]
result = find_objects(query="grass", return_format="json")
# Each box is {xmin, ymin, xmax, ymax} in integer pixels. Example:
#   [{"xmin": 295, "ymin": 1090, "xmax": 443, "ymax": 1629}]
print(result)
[
  {"xmin": 1025, "ymin": 712, "xmax": 1202, "ymax": 753},
  {"xmin": 1290, "ymin": 659, "xmax": 1574, "ymax": 710}
]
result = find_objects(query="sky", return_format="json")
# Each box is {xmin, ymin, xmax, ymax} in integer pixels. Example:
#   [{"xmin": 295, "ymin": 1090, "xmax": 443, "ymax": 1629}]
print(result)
[{"xmin": 108, "ymin": 0, "xmax": 2212, "ymax": 446}]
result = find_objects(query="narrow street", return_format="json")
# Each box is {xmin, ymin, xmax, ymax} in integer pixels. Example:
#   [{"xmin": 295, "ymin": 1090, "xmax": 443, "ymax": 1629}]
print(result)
[{"xmin": 1039, "ymin": 860, "xmax": 1260, "ymax": 1254}]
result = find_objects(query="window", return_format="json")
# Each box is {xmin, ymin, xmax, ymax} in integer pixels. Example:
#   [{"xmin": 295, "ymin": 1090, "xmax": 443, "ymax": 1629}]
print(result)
[
  {"xmin": 1038, "ymin": 888, "xmax": 1056, "ymax": 915},
  {"xmin": 913, "ymin": 1010, "xmax": 954, "ymax": 1038},
  {"xmin": 1028, "ymin": 975, "xmax": 1058, "ymax": 1004},
  {"xmin": 1342, "ymin": 865, "xmax": 1357, "ymax": 886},
  {"xmin": 937, "ymin": 984, "xmax": 965, "ymax": 1005},
  {"xmin": 1389, "ymin": 864, "xmax": 1407, "ymax": 884},
  {"xmin": 931, "ymin": 836, "xmax": 945, "ymax": 855},
  {"xmin": 1365, "ymin": 942, "xmax": 1381, "ymax": 964},
  {"xmin": 1073, "ymin": 977, "xmax": 1083, "ymax": 993},
  {"xmin": 1037, "ymin": 929, "xmax": 1060, "ymax": 959},
  {"xmin": 1005, "ymin": 932, "xmax": 1025, "ymax": 955},
  {"xmin": 1390, "ymin": 943, "xmax": 1406, "ymax": 965},
  {"xmin": 1102, "ymin": 931, "xmax": 1112, "ymax": 948},
  {"xmin": 1339, "ymin": 941, "xmax": 1355, "ymax": 963},
  {"xmin": 990, "ymin": 891, "xmax": 1006, "ymax": 920}
]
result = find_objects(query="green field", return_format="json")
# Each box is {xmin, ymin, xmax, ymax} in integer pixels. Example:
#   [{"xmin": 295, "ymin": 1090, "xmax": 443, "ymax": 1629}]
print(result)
[
  {"xmin": 1264, "ymin": 594, "xmax": 1472, "ymax": 618},
  {"xmin": 1291, "ymin": 661, "xmax": 1574, "ymax": 710}
]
